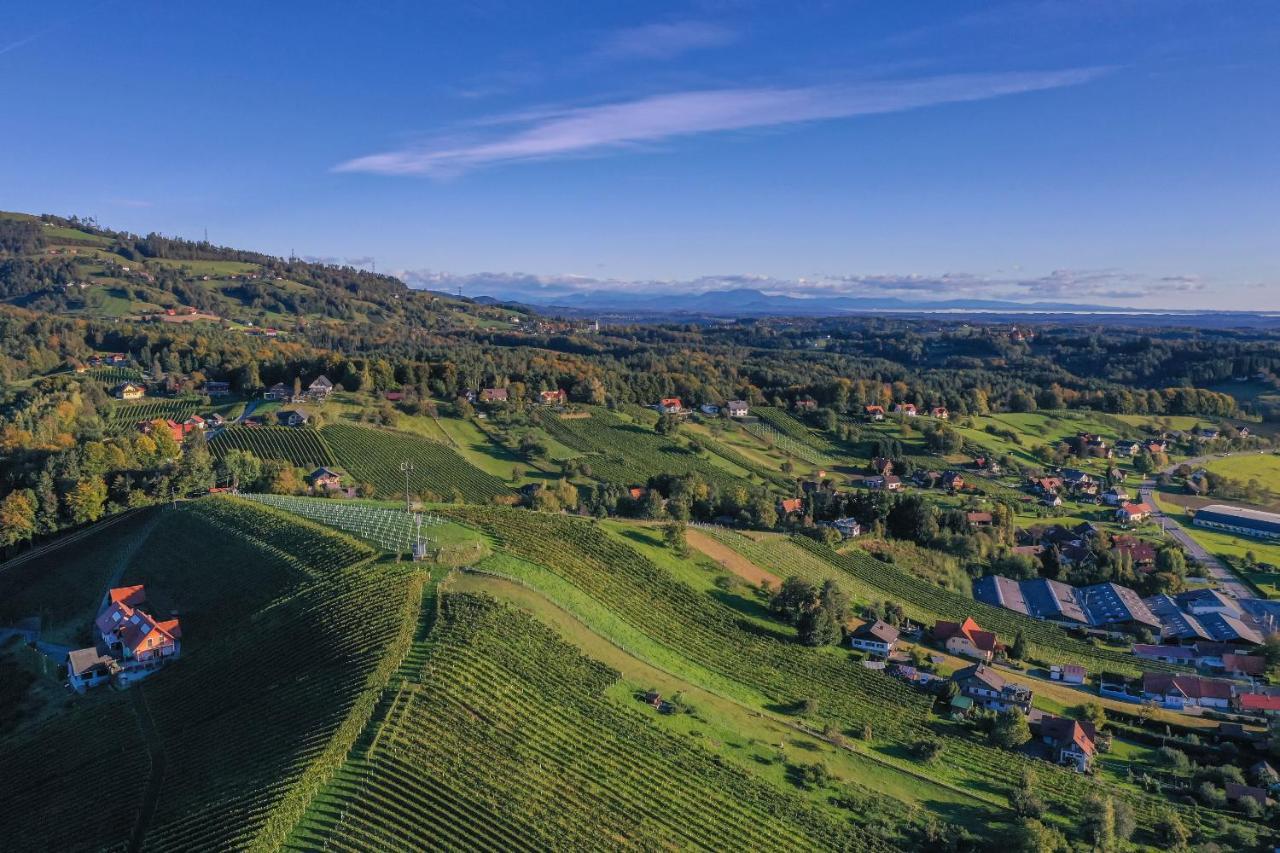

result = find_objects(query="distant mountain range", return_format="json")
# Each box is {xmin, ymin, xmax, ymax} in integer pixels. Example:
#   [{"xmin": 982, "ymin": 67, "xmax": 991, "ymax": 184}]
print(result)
[{"xmin": 454, "ymin": 285, "xmax": 1182, "ymax": 318}]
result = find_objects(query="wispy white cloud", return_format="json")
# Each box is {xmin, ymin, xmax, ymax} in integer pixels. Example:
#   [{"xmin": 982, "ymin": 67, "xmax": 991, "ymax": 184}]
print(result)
[
  {"xmin": 0, "ymin": 31, "xmax": 45, "ymax": 57},
  {"xmin": 592, "ymin": 20, "xmax": 738, "ymax": 62},
  {"xmin": 335, "ymin": 67, "xmax": 1111, "ymax": 177}
]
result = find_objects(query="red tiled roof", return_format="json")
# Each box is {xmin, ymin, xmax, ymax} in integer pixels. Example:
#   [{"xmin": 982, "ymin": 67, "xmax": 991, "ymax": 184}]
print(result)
[
  {"xmin": 1039, "ymin": 715, "xmax": 1097, "ymax": 756},
  {"xmin": 935, "ymin": 617, "xmax": 998, "ymax": 651},
  {"xmin": 108, "ymin": 585, "xmax": 147, "ymax": 607},
  {"xmin": 1240, "ymin": 693, "xmax": 1280, "ymax": 712},
  {"xmin": 1143, "ymin": 673, "xmax": 1233, "ymax": 700},
  {"xmin": 1224, "ymin": 654, "xmax": 1266, "ymax": 676},
  {"xmin": 779, "ymin": 498, "xmax": 804, "ymax": 514}
]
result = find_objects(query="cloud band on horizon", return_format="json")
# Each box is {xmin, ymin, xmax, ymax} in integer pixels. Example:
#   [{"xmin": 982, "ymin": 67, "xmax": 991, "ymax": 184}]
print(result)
[{"xmin": 334, "ymin": 67, "xmax": 1111, "ymax": 177}]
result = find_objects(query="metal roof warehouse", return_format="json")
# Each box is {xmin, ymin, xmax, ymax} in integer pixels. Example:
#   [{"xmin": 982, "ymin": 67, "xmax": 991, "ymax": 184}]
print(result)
[{"xmin": 1194, "ymin": 504, "xmax": 1280, "ymax": 539}]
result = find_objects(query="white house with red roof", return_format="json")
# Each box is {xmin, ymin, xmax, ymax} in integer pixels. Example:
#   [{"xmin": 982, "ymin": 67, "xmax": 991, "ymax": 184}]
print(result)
[
  {"xmin": 68, "ymin": 585, "xmax": 181, "ymax": 692},
  {"xmin": 933, "ymin": 617, "xmax": 1000, "ymax": 662},
  {"xmin": 1115, "ymin": 502, "xmax": 1152, "ymax": 524},
  {"xmin": 1036, "ymin": 715, "xmax": 1098, "ymax": 772}
]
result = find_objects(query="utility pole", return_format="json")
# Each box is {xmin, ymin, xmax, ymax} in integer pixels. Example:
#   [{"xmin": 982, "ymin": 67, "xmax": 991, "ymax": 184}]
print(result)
[{"xmin": 400, "ymin": 460, "xmax": 415, "ymax": 515}]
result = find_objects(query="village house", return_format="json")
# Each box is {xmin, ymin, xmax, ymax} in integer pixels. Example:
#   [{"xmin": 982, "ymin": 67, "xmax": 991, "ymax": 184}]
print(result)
[
  {"xmin": 308, "ymin": 467, "xmax": 344, "ymax": 491},
  {"xmin": 1141, "ymin": 672, "xmax": 1233, "ymax": 709},
  {"xmin": 1238, "ymin": 693, "xmax": 1280, "ymax": 716},
  {"xmin": 870, "ymin": 457, "xmax": 895, "ymax": 476},
  {"xmin": 204, "ymin": 412, "xmax": 226, "ymax": 428},
  {"xmin": 849, "ymin": 620, "xmax": 899, "ymax": 657},
  {"xmin": 1102, "ymin": 485, "xmax": 1132, "ymax": 506},
  {"xmin": 264, "ymin": 382, "xmax": 292, "ymax": 401},
  {"xmin": 1061, "ymin": 469, "xmax": 1092, "ymax": 489},
  {"xmin": 1114, "ymin": 439, "xmax": 1141, "ymax": 457},
  {"xmin": 864, "ymin": 405, "xmax": 886, "ymax": 421},
  {"xmin": 777, "ymin": 497, "xmax": 804, "ymax": 516},
  {"xmin": 940, "ymin": 471, "xmax": 965, "ymax": 491},
  {"xmin": 1222, "ymin": 653, "xmax": 1266, "ymax": 679},
  {"xmin": 136, "ymin": 418, "xmax": 195, "ymax": 445},
  {"xmin": 726, "ymin": 400, "xmax": 750, "ymax": 418},
  {"xmin": 1132, "ymin": 644, "xmax": 1196, "ymax": 666},
  {"xmin": 830, "ymin": 517, "xmax": 861, "ymax": 540},
  {"xmin": 865, "ymin": 475, "xmax": 903, "ymax": 492},
  {"xmin": 278, "ymin": 409, "xmax": 310, "ymax": 427},
  {"xmin": 951, "ymin": 663, "xmax": 1032, "ymax": 713},
  {"xmin": 539, "ymin": 388, "xmax": 568, "ymax": 406},
  {"xmin": 306, "ymin": 376, "xmax": 334, "ymax": 400},
  {"xmin": 930, "ymin": 406, "xmax": 949, "ymax": 419},
  {"xmin": 1035, "ymin": 716, "xmax": 1097, "ymax": 772},
  {"xmin": 1115, "ymin": 502, "xmax": 1152, "ymax": 525},
  {"xmin": 1225, "ymin": 784, "xmax": 1270, "ymax": 809},
  {"xmin": 202, "ymin": 380, "xmax": 231, "ymax": 397},
  {"xmin": 114, "ymin": 382, "xmax": 145, "ymax": 400},
  {"xmin": 966, "ymin": 511, "xmax": 993, "ymax": 528},
  {"xmin": 793, "ymin": 398, "xmax": 818, "ymax": 412},
  {"xmin": 68, "ymin": 585, "xmax": 181, "ymax": 693},
  {"xmin": 658, "ymin": 397, "xmax": 683, "ymax": 415},
  {"xmin": 479, "ymin": 387, "xmax": 509, "ymax": 404},
  {"xmin": 933, "ymin": 617, "xmax": 999, "ymax": 662},
  {"xmin": 893, "ymin": 403, "xmax": 918, "ymax": 417},
  {"xmin": 973, "ymin": 456, "xmax": 1002, "ymax": 475},
  {"xmin": 1049, "ymin": 664, "xmax": 1087, "ymax": 684}
]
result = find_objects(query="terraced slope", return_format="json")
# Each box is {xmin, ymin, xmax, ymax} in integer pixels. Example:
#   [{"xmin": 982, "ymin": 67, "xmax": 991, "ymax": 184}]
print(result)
[
  {"xmin": 0, "ymin": 497, "xmax": 420, "ymax": 852},
  {"xmin": 298, "ymin": 592, "xmax": 896, "ymax": 852},
  {"xmin": 533, "ymin": 408, "xmax": 744, "ymax": 490},
  {"xmin": 438, "ymin": 507, "xmax": 1234, "ymax": 845},
  {"xmin": 322, "ymin": 422, "xmax": 511, "ymax": 502},
  {"xmin": 445, "ymin": 506, "xmax": 931, "ymax": 739},
  {"xmin": 210, "ymin": 425, "xmax": 337, "ymax": 468}
]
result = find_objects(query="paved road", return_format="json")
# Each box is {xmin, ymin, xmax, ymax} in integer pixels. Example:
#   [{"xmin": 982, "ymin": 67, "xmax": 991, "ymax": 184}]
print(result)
[{"xmin": 1140, "ymin": 450, "xmax": 1268, "ymax": 600}]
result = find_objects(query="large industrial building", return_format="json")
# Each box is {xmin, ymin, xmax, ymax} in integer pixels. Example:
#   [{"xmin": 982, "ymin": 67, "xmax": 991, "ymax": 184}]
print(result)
[{"xmin": 1193, "ymin": 504, "xmax": 1280, "ymax": 540}]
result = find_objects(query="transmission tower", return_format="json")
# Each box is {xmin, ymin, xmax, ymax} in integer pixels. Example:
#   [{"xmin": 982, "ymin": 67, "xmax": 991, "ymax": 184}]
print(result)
[{"xmin": 400, "ymin": 460, "xmax": 415, "ymax": 515}]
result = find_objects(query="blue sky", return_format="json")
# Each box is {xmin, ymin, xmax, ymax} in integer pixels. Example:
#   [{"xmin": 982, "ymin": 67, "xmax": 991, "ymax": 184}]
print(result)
[{"xmin": 2, "ymin": 1, "xmax": 1278, "ymax": 308}]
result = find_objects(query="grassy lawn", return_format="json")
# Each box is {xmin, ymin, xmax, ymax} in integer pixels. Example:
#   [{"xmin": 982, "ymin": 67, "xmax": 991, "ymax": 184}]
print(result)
[
  {"xmin": 1200, "ymin": 452, "xmax": 1280, "ymax": 504},
  {"xmin": 146, "ymin": 257, "xmax": 261, "ymax": 276},
  {"xmin": 1151, "ymin": 493, "xmax": 1280, "ymax": 596},
  {"xmin": 396, "ymin": 412, "xmax": 544, "ymax": 482}
]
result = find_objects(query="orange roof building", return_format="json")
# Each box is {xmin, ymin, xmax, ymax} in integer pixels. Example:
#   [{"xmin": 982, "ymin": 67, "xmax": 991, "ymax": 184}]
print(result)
[
  {"xmin": 934, "ymin": 617, "xmax": 1000, "ymax": 662},
  {"xmin": 75, "ymin": 584, "xmax": 182, "ymax": 692}
]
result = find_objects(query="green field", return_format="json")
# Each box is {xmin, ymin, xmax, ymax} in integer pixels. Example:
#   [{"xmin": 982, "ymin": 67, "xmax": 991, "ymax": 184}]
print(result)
[
  {"xmin": 210, "ymin": 424, "xmax": 337, "ymax": 468},
  {"xmin": 1200, "ymin": 452, "xmax": 1280, "ymax": 504},
  {"xmin": 533, "ymin": 407, "xmax": 751, "ymax": 489},
  {"xmin": 322, "ymin": 422, "xmax": 512, "ymax": 502}
]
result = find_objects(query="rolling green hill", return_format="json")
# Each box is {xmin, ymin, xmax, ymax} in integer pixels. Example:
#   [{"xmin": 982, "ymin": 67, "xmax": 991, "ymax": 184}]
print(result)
[
  {"xmin": 0, "ymin": 495, "xmax": 1259, "ymax": 851},
  {"xmin": 0, "ymin": 211, "xmax": 520, "ymax": 330}
]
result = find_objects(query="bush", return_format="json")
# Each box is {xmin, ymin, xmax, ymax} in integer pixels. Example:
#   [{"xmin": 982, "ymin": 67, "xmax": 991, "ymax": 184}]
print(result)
[{"xmin": 910, "ymin": 738, "xmax": 943, "ymax": 763}]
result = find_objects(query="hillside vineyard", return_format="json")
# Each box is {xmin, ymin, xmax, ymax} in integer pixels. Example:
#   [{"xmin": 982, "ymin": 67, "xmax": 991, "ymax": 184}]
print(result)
[{"xmin": 0, "ymin": 211, "xmax": 1277, "ymax": 852}]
